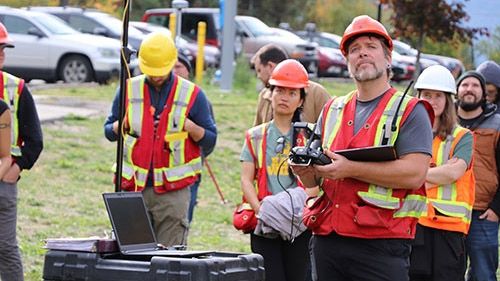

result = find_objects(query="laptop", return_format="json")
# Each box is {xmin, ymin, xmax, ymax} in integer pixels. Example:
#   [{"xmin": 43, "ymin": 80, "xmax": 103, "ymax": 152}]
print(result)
[{"xmin": 102, "ymin": 192, "xmax": 213, "ymax": 257}]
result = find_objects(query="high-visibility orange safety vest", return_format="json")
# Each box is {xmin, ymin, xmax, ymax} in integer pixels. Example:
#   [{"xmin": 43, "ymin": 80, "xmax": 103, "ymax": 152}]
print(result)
[
  {"xmin": 419, "ymin": 126, "xmax": 475, "ymax": 234},
  {"xmin": 119, "ymin": 74, "xmax": 202, "ymax": 193},
  {"xmin": 0, "ymin": 71, "xmax": 23, "ymax": 157},
  {"xmin": 307, "ymin": 88, "xmax": 431, "ymax": 239},
  {"xmin": 245, "ymin": 122, "xmax": 307, "ymax": 200}
]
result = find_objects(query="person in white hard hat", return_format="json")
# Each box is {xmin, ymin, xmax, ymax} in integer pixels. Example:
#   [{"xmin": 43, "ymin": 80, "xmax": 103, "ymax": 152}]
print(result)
[{"xmin": 409, "ymin": 65, "xmax": 475, "ymax": 281}]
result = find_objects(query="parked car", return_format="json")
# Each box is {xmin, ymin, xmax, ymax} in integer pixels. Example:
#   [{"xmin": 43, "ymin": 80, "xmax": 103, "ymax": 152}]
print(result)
[
  {"xmin": 295, "ymin": 31, "xmax": 347, "ymax": 77},
  {"xmin": 25, "ymin": 6, "xmax": 145, "ymax": 52},
  {"xmin": 0, "ymin": 7, "xmax": 137, "ymax": 83},
  {"xmin": 142, "ymin": 8, "xmax": 220, "ymax": 47},
  {"xmin": 393, "ymin": 39, "xmax": 464, "ymax": 78},
  {"xmin": 235, "ymin": 16, "xmax": 318, "ymax": 75},
  {"xmin": 296, "ymin": 29, "xmax": 423, "ymax": 81},
  {"xmin": 130, "ymin": 21, "xmax": 220, "ymax": 68},
  {"xmin": 296, "ymin": 30, "xmax": 342, "ymax": 49}
]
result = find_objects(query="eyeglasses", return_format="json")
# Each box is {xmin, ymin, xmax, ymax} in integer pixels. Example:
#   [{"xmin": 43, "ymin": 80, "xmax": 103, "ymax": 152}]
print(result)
[{"xmin": 275, "ymin": 136, "xmax": 285, "ymax": 154}]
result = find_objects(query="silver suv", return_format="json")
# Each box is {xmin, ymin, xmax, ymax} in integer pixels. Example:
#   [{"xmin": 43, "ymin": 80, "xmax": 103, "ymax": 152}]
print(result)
[
  {"xmin": 235, "ymin": 16, "xmax": 318, "ymax": 75},
  {"xmin": 0, "ymin": 6, "xmax": 138, "ymax": 83}
]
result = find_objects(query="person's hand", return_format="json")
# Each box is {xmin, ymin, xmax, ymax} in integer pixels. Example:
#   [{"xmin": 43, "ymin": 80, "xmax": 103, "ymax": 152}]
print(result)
[
  {"xmin": 2, "ymin": 163, "xmax": 20, "ymax": 184},
  {"xmin": 314, "ymin": 150, "xmax": 351, "ymax": 180},
  {"xmin": 424, "ymin": 181, "xmax": 434, "ymax": 189},
  {"xmin": 289, "ymin": 160, "xmax": 318, "ymax": 188},
  {"xmin": 112, "ymin": 118, "xmax": 129, "ymax": 135},
  {"xmin": 289, "ymin": 161, "xmax": 316, "ymax": 178},
  {"xmin": 183, "ymin": 118, "xmax": 196, "ymax": 133},
  {"xmin": 446, "ymin": 157, "xmax": 459, "ymax": 165},
  {"xmin": 479, "ymin": 208, "xmax": 500, "ymax": 222}
]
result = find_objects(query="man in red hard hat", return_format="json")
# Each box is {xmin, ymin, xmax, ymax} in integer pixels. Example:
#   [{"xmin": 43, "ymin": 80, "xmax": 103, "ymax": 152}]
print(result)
[
  {"xmin": 291, "ymin": 15, "xmax": 434, "ymax": 280},
  {"xmin": 0, "ymin": 22, "xmax": 43, "ymax": 281}
]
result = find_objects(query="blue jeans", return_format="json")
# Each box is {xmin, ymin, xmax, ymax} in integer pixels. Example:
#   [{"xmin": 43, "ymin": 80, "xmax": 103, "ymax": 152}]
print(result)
[
  {"xmin": 188, "ymin": 176, "xmax": 200, "ymax": 223},
  {"xmin": 466, "ymin": 210, "xmax": 499, "ymax": 281},
  {"xmin": 0, "ymin": 181, "xmax": 24, "ymax": 281}
]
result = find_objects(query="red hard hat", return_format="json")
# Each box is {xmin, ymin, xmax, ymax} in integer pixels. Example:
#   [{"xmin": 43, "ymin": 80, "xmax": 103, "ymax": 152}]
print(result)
[
  {"xmin": 268, "ymin": 59, "xmax": 309, "ymax": 89},
  {"xmin": 0, "ymin": 22, "xmax": 13, "ymax": 48},
  {"xmin": 340, "ymin": 15, "xmax": 392, "ymax": 56}
]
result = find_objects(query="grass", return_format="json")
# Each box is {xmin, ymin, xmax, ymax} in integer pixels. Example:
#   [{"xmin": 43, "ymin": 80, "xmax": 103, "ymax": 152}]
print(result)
[{"xmin": 18, "ymin": 65, "xmax": 361, "ymax": 280}]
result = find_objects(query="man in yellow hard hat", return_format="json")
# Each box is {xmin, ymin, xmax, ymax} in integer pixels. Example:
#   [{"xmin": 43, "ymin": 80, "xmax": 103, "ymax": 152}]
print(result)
[
  {"xmin": 291, "ymin": 15, "xmax": 433, "ymax": 280},
  {"xmin": 104, "ymin": 31, "xmax": 217, "ymax": 247}
]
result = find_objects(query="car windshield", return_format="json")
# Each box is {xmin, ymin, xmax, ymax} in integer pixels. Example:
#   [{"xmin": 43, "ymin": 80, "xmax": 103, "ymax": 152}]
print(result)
[
  {"xmin": 32, "ymin": 13, "xmax": 77, "ymax": 35},
  {"xmin": 241, "ymin": 17, "xmax": 274, "ymax": 37},
  {"xmin": 88, "ymin": 12, "xmax": 144, "ymax": 37},
  {"xmin": 272, "ymin": 28, "xmax": 303, "ymax": 40},
  {"xmin": 393, "ymin": 41, "xmax": 418, "ymax": 56}
]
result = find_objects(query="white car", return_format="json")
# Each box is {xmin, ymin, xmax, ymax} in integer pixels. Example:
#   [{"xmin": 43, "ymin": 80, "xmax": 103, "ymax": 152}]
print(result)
[{"xmin": 0, "ymin": 7, "xmax": 138, "ymax": 83}]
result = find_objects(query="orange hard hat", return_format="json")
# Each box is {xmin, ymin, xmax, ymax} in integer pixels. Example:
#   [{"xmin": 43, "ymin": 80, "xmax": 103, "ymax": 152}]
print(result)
[
  {"xmin": 0, "ymin": 22, "xmax": 13, "ymax": 48},
  {"xmin": 340, "ymin": 15, "xmax": 392, "ymax": 56},
  {"xmin": 268, "ymin": 59, "xmax": 309, "ymax": 89}
]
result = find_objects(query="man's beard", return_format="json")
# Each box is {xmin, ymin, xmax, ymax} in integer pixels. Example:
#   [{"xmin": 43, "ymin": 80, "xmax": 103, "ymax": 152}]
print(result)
[
  {"xmin": 348, "ymin": 63, "xmax": 384, "ymax": 82},
  {"xmin": 458, "ymin": 97, "xmax": 484, "ymax": 112}
]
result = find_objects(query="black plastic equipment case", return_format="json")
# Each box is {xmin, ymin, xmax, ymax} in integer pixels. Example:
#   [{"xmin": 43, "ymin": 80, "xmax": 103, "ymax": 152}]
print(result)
[{"xmin": 43, "ymin": 250, "xmax": 265, "ymax": 281}]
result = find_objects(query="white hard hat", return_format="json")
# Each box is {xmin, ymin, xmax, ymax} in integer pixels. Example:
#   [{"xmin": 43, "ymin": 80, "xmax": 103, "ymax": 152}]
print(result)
[{"xmin": 415, "ymin": 65, "xmax": 457, "ymax": 95}]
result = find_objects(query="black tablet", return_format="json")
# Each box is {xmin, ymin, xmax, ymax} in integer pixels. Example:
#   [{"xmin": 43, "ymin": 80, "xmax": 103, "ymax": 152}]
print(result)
[{"xmin": 335, "ymin": 145, "xmax": 397, "ymax": 162}]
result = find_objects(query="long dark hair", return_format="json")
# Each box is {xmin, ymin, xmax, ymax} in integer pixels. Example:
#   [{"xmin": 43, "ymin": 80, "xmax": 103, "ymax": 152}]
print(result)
[
  {"xmin": 419, "ymin": 91, "xmax": 457, "ymax": 140},
  {"xmin": 436, "ymin": 93, "xmax": 458, "ymax": 140}
]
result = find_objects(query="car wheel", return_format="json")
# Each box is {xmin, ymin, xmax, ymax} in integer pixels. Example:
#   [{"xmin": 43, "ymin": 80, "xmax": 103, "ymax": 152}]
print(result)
[{"xmin": 58, "ymin": 55, "xmax": 93, "ymax": 83}]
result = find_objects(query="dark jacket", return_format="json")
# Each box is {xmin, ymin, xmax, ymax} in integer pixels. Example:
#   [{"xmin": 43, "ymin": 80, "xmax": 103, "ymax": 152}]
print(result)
[{"xmin": 459, "ymin": 103, "xmax": 500, "ymax": 214}]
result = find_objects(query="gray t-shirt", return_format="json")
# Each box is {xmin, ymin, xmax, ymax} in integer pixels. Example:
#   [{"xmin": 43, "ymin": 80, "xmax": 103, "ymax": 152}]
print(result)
[
  {"xmin": 317, "ymin": 93, "xmax": 433, "ymax": 157},
  {"xmin": 240, "ymin": 121, "xmax": 297, "ymax": 195}
]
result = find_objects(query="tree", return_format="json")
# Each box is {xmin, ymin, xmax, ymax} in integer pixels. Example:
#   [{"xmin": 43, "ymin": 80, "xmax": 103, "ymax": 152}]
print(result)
[
  {"xmin": 386, "ymin": 0, "xmax": 486, "ymax": 78},
  {"xmin": 307, "ymin": 0, "xmax": 376, "ymax": 35},
  {"xmin": 477, "ymin": 26, "xmax": 500, "ymax": 62}
]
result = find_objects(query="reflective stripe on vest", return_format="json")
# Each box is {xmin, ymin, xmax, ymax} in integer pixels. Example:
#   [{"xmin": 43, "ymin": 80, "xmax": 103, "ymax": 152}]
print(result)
[
  {"xmin": 167, "ymin": 78, "xmax": 195, "ymax": 166},
  {"xmin": 128, "ymin": 76, "xmax": 144, "ymax": 137},
  {"xmin": 248, "ymin": 124, "xmax": 267, "ymax": 168},
  {"xmin": 123, "ymin": 75, "xmax": 201, "ymax": 186},
  {"xmin": 323, "ymin": 91, "xmax": 427, "ymax": 216},
  {"xmin": 358, "ymin": 91, "xmax": 413, "ymax": 210},
  {"xmin": 156, "ymin": 157, "xmax": 203, "ymax": 184},
  {"xmin": 322, "ymin": 93, "xmax": 354, "ymax": 151},
  {"xmin": 1, "ymin": 72, "xmax": 21, "ymax": 156},
  {"xmin": 430, "ymin": 126, "xmax": 473, "ymax": 221}
]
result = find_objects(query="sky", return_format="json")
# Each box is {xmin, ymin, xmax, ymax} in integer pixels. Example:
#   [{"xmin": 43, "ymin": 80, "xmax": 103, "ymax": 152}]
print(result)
[
  {"xmin": 462, "ymin": 0, "xmax": 500, "ymax": 34},
  {"xmin": 460, "ymin": 0, "xmax": 499, "ymax": 65}
]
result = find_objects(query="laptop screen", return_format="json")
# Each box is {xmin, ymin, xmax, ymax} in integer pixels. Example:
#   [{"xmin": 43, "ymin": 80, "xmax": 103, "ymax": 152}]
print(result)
[{"xmin": 102, "ymin": 192, "xmax": 157, "ymax": 252}]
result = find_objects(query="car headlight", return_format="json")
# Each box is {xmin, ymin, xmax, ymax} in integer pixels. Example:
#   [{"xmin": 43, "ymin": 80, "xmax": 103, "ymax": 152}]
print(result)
[
  {"xmin": 98, "ymin": 48, "xmax": 120, "ymax": 59},
  {"xmin": 328, "ymin": 52, "xmax": 344, "ymax": 62}
]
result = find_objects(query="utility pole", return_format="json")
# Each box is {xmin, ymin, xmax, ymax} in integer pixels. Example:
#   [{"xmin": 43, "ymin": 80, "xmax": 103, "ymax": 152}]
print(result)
[
  {"xmin": 172, "ymin": 0, "xmax": 189, "ymax": 46},
  {"xmin": 220, "ymin": 0, "xmax": 237, "ymax": 91},
  {"xmin": 377, "ymin": 0, "xmax": 387, "ymax": 22}
]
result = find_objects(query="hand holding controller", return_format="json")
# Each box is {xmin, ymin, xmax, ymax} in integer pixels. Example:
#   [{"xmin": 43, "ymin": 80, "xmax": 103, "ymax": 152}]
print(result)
[{"xmin": 288, "ymin": 122, "xmax": 332, "ymax": 166}]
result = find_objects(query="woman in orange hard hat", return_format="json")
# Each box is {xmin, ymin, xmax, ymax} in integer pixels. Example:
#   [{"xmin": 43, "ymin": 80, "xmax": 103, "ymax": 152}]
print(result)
[
  {"xmin": 409, "ymin": 65, "xmax": 474, "ymax": 281},
  {"xmin": 238, "ymin": 59, "xmax": 318, "ymax": 281}
]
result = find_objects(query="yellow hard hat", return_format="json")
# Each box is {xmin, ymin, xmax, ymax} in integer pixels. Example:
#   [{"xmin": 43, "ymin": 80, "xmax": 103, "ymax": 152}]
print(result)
[{"xmin": 139, "ymin": 31, "xmax": 177, "ymax": 76}]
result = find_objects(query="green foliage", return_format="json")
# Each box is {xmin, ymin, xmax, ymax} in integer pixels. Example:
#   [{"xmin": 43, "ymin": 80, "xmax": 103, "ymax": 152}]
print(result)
[
  {"xmin": 387, "ymin": 0, "xmax": 482, "ymax": 45},
  {"xmin": 477, "ymin": 26, "xmax": 500, "ymax": 62},
  {"xmin": 416, "ymin": 35, "xmax": 474, "ymax": 69},
  {"xmin": 308, "ymin": 0, "xmax": 377, "ymax": 35},
  {"xmin": 232, "ymin": 55, "xmax": 258, "ymax": 92}
]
